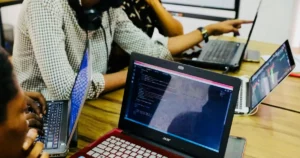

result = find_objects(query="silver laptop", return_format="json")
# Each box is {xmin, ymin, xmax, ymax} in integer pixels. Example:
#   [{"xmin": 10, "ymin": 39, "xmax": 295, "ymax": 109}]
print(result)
[
  {"xmin": 235, "ymin": 40, "xmax": 295, "ymax": 114},
  {"xmin": 36, "ymin": 48, "xmax": 92, "ymax": 157}
]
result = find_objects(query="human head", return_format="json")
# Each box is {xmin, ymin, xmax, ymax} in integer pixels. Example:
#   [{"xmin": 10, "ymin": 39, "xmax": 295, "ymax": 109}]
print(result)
[{"xmin": 0, "ymin": 49, "xmax": 28, "ymax": 157}]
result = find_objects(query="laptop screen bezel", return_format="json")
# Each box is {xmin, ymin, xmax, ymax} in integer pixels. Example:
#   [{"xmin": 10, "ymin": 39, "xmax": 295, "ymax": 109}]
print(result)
[
  {"xmin": 119, "ymin": 52, "xmax": 242, "ymax": 158},
  {"xmin": 248, "ymin": 40, "xmax": 295, "ymax": 113}
]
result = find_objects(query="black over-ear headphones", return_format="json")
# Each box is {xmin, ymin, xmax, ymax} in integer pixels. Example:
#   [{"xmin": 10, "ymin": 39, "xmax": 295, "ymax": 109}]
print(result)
[{"xmin": 68, "ymin": 0, "xmax": 123, "ymax": 31}]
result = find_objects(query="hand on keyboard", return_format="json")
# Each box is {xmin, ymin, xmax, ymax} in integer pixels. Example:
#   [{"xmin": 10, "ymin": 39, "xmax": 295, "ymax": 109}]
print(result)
[
  {"xmin": 25, "ymin": 92, "xmax": 47, "ymax": 118},
  {"xmin": 22, "ymin": 129, "xmax": 49, "ymax": 158}
]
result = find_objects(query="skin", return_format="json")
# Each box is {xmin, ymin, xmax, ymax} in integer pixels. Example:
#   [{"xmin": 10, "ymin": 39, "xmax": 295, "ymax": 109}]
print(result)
[
  {"xmin": 146, "ymin": 0, "xmax": 184, "ymax": 37},
  {"xmin": 0, "ymin": 80, "xmax": 49, "ymax": 158}
]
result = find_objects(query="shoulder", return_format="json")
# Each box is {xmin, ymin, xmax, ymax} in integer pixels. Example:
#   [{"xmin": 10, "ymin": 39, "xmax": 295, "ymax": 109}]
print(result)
[{"xmin": 24, "ymin": 0, "xmax": 64, "ymax": 15}]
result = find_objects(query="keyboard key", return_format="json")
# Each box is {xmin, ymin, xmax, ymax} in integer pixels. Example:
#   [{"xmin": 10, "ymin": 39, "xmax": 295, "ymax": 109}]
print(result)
[
  {"xmin": 136, "ymin": 155, "xmax": 143, "ymax": 158},
  {"xmin": 108, "ymin": 144, "xmax": 115, "ymax": 148},
  {"xmin": 132, "ymin": 148, "xmax": 138, "ymax": 152},
  {"xmin": 111, "ymin": 149, "xmax": 117, "ymax": 154},
  {"xmin": 97, "ymin": 144, "xmax": 106, "ymax": 149},
  {"xmin": 130, "ymin": 153, "xmax": 137, "ymax": 157},
  {"xmin": 93, "ymin": 147, "xmax": 104, "ymax": 153},
  {"xmin": 110, "ymin": 140, "xmax": 117, "ymax": 144},
  {"xmin": 135, "ymin": 145, "xmax": 141, "ymax": 149},
  {"xmin": 116, "ymin": 152, "xmax": 123, "ymax": 156},
  {"xmin": 105, "ymin": 147, "xmax": 112, "ymax": 152},
  {"xmin": 157, "ymin": 154, "xmax": 162, "ymax": 157},
  {"xmin": 92, "ymin": 153, "xmax": 99, "ymax": 158},
  {"xmin": 108, "ymin": 154, "xmax": 115, "ymax": 158},
  {"xmin": 116, "ymin": 142, "xmax": 122, "ymax": 146},
  {"xmin": 140, "ymin": 147, "xmax": 146, "ymax": 151},
  {"xmin": 137, "ymin": 150, "xmax": 144, "ymax": 155},
  {"xmin": 146, "ymin": 149, "xmax": 151, "ymax": 153},
  {"xmin": 143, "ymin": 153, "xmax": 150, "ymax": 157},
  {"xmin": 121, "ymin": 154, "xmax": 128, "ymax": 158},
  {"xmin": 87, "ymin": 150, "xmax": 94, "ymax": 156},
  {"xmin": 124, "ymin": 150, "xmax": 131, "ymax": 154},
  {"xmin": 126, "ymin": 146, "xmax": 133, "ymax": 150},
  {"xmin": 114, "ymin": 146, "xmax": 120, "ymax": 150},
  {"xmin": 149, "ymin": 156, "xmax": 156, "ymax": 158},
  {"xmin": 121, "ymin": 144, "xmax": 127, "ymax": 148},
  {"xmin": 119, "ymin": 148, "xmax": 126, "ymax": 152},
  {"xmin": 47, "ymin": 142, "xmax": 53, "ymax": 148},
  {"xmin": 102, "ymin": 141, "xmax": 109, "ymax": 146},
  {"xmin": 103, "ymin": 152, "xmax": 110, "ymax": 156},
  {"xmin": 152, "ymin": 152, "xmax": 157, "ymax": 155}
]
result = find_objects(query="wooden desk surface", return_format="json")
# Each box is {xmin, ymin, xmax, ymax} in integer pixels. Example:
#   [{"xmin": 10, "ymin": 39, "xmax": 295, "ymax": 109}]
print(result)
[
  {"xmin": 68, "ymin": 92, "xmax": 300, "ymax": 158},
  {"xmin": 67, "ymin": 38, "xmax": 300, "ymax": 157}
]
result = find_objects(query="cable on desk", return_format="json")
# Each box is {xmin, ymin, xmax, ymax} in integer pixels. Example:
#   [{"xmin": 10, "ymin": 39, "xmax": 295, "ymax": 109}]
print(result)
[{"xmin": 261, "ymin": 102, "xmax": 300, "ymax": 114}]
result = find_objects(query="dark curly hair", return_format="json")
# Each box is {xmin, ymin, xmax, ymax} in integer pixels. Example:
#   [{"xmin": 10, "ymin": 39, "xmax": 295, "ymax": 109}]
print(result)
[{"xmin": 0, "ymin": 48, "xmax": 18, "ymax": 123}]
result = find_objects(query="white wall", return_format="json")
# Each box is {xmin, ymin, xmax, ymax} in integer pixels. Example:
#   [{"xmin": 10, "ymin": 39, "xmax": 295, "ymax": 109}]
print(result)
[
  {"xmin": 1, "ymin": 4, "xmax": 21, "ymax": 34},
  {"xmin": 0, "ymin": 0, "xmax": 298, "ymax": 46},
  {"xmin": 155, "ymin": 0, "xmax": 296, "ymax": 46}
]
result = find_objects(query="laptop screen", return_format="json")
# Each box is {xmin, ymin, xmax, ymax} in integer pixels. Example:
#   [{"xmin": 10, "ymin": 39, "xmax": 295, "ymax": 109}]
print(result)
[
  {"xmin": 68, "ymin": 50, "xmax": 90, "ymax": 136},
  {"xmin": 124, "ymin": 61, "xmax": 234, "ymax": 152},
  {"xmin": 250, "ymin": 43, "xmax": 293, "ymax": 109}
]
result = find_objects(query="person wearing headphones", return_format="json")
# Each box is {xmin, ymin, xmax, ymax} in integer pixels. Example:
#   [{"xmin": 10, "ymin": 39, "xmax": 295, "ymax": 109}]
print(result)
[{"xmin": 13, "ymin": 0, "xmax": 251, "ymax": 100}]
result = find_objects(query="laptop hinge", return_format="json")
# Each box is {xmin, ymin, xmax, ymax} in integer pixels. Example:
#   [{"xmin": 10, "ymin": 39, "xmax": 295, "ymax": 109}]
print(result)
[{"xmin": 246, "ymin": 82, "xmax": 251, "ymax": 108}]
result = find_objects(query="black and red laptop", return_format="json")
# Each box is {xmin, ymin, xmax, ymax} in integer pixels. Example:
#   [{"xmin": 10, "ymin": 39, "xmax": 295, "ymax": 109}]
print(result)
[{"xmin": 71, "ymin": 53, "xmax": 243, "ymax": 158}]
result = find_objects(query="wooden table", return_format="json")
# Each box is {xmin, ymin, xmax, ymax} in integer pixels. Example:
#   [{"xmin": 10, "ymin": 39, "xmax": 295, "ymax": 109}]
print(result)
[{"xmin": 67, "ymin": 38, "xmax": 300, "ymax": 158}]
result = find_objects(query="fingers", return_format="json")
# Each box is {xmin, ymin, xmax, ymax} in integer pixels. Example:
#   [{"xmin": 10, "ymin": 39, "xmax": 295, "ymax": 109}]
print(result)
[
  {"xmin": 26, "ymin": 113, "xmax": 43, "ymax": 127},
  {"xmin": 23, "ymin": 129, "xmax": 38, "ymax": 150},
  {"xmin": 229, "ymin": 19, "xmax": 253, "ymax": 25},
  {"xmin": 40, "ymin": 152, "xmax": 49, "ymax": 158},
  {"xmin": 26, "ymin": 96, "xmax": 42, "ymax": 118},
  {"xmin": 27, "ymin": 142, "xmax": 44, "ymax": 158},
  {"xmin": 25, "ymin": 92, "xmax": 47, "ymax": 115}
]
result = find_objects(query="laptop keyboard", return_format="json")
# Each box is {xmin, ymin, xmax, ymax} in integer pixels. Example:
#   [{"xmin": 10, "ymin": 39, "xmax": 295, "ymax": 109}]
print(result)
[
  {"xmin": 37, "ymin": 102, "xmax": 63, "ymax": 149},
  {"xmin": 236, "ymin": 85, "xmax": 244, "ymax": 110},
  {"xmin": 202, "ymin": 41, "xmax": 239, "ymax": 64},
  {"xmin": 86, "ymin": 136, "xmax": 168, "ymax": 158}
]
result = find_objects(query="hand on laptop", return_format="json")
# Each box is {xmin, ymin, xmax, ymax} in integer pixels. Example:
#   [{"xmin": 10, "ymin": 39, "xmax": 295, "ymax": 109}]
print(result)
[
  {"xmin": 25, "ymin": 92, "xmax": 47, "ymax": 135},
  {"xmin": 25, "ymin": 92, "xmax": 47, "ymax": 117},
  {"xmin": 22, "ymin": 129, "xmax": 49, "ymax": 158},
  {"xmin": 205, "ymin": 19, "xmax": 253, "ymax": 36}
]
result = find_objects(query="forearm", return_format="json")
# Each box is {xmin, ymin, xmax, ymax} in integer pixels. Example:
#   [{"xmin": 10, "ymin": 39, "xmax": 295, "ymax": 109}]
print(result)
[
  {"xmin": 149, "ymin": 0, "xmax": 183, "ymax": 36},
  {"xmin": 103, "ymin": 69, "xmax": 128, "ymax": 93},
  {"xmin": 168, "ymin": 29, "xmax": 203, "ymax": 55}
]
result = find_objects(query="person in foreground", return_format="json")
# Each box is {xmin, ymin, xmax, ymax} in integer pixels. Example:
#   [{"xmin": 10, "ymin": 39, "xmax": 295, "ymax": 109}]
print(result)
[
  {"xmin": 0, "ymin": 51, "xmax": 48, "ymax": 157},
  {"xmin": 13, "ymin": 0, "xmax": 251, "ymax": 100}
]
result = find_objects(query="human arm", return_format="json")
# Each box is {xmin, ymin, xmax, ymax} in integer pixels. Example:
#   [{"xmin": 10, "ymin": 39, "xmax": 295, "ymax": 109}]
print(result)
[
  {"xmin": 167, "ymin": 20, "xmax": 252, "ymax": 55},
  {"xmin": 146, "ymin": 0, "xmax": 183, "ymax": 36},
  {"xmin": 26, "ymin": 0, "xmax": 114, "ymax": 99}
]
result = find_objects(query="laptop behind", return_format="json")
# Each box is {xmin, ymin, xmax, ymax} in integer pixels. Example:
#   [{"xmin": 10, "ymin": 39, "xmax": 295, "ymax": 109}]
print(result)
[
  {"xmin": 71, "ymin": 52, "xmax": 242, "ymax": 158},
  {"xmin": 235, "ymin": 40, "xmax": 295, "ymax": 114},
  {"xmin": 39, "ymin": 49, "xmax": 92, "ymax": 157},
  {"xmin": 181, "ymin": 0, "xmax": 261, "ymax": 71}
]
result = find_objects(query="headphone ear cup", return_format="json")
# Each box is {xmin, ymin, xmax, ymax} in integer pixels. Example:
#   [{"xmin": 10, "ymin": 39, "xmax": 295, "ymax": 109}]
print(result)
[{"xmin": 78, "ymin": 9, "xmax": 102, "ymax": 31}]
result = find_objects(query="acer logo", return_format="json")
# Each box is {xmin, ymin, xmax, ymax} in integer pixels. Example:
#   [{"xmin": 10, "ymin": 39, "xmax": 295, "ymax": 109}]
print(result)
[{"xmin": 162, "ymin": 137, "xmax": 171, "ymax": 142}]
